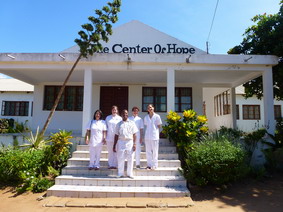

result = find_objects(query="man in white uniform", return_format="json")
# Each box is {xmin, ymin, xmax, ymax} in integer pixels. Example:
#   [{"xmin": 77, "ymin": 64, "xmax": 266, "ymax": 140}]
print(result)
[
  {"xmin": 129, "ymin": 106, "xmax": 144, "ymax": 169},
  {"xmin": 113, "ymin": 109, "xmax": 138, "ymax": 178},
  {"xmin": 105, "ymin": 106, "xmax": 122, "ymax": 169},
  {"xmin": 144, "ymin": 104, "xmax": 162, "ymax": 170}
]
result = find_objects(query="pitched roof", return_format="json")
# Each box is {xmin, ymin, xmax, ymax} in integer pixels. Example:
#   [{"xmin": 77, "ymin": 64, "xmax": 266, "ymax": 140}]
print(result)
[{"xmin": 0, "ymin": 78, "xmax": 34, "ymax": 92}]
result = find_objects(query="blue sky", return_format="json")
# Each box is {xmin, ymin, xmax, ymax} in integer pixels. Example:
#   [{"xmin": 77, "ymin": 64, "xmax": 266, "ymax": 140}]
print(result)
[{"xmin": 0, "ymin": 0, "xmax": 280, "ymax": 55}]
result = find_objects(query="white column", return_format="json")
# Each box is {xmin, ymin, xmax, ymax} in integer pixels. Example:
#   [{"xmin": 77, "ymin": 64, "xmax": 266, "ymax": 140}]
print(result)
[
  {"xmin": 230, "ymin": 87, "xmax": 237, "ymax": 129},
  {"xmin": 263, "ymin": 68, "xmax": 275, "ymax": 135},
  {"xmin": 82, "ymin": 68, "xmax": 93, "ymax": 136},
  {"xmin": 167, "ymin": 68, "xmax": 175, "ymax": 112}
]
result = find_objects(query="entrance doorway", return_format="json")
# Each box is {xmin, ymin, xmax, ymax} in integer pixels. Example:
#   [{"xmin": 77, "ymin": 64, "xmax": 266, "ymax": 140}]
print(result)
[{"xmin": 100, "ymin": 86, "xmax": 129, "ymax": 117}]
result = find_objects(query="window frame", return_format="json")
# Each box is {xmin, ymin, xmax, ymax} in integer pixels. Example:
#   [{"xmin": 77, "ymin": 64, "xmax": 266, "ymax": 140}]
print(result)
[
  {"xmin": 242, "ymin": 105, "xmax": 261, "ymax": 120},
  {"xmin": 175, "ymin": 87, "xmax": 192, "ymax": 112},
  {"xmin": 43, "ymin": 85, "xmax": 84, "ymax": 111},
  {"xmin": 142, "ymin": 87, "xmax": 167, "ymax": 112},
  {"xmin": 1, "ymin": 101, "xmax": 29, "ymax": 116},
  {"xmin": 274, "ymin": 105, "xmax": 282, "ymax": 120}
]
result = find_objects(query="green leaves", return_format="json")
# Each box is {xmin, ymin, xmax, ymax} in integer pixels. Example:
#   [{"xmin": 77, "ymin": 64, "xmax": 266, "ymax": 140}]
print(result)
[
  {"xmin": 75, "ymin": 0, "xmax": 121, "ymax": 57},
  {"xmin": 228, "ymin": 2, "xmax": 283, "ymax": 100}
]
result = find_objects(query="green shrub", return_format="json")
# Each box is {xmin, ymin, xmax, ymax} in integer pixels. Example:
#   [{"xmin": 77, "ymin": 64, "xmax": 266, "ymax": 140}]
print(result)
[
  {"xmin": 0, "ymin": 148, "xmax": 47, "ymax": 184},
  {"xmin": 184, "ymin": 134, "xmax": 250, "ymax": 186},
  {"xmin": 47, "ymin": 130, "xmax": 73, "ymax": 171}
]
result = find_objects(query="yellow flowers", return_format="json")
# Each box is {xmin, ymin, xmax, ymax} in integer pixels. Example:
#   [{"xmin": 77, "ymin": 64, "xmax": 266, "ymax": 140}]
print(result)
[
  {"xmin": 167, "ymin": 110, "xmax": 181, "ymax": 122},
  {"xmin": 164, "ymin": 109, "xmax": 209, "ymax": 143},
  {"xmin": 197, "ymin": 115, "xmax": 208, "ymax": 123},
  {"xmin": 183, "ymin": 110, "xmax": 196, "ymax": 118}
]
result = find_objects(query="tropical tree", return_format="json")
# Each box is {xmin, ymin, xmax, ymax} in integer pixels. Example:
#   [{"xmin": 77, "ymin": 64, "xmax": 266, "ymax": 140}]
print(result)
[
  {"xmin": 39, "ymin": 0, "xmax": 121, "ymax": 137},
  {"xmin": 228, "ymin": 1, "xmax": 283, "ymax": 100}
]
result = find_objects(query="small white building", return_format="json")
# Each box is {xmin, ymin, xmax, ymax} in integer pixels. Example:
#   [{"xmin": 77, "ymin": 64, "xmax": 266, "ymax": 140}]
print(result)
[
  {"xmin": 235, "ymin": 86, "xmax": 283, "ymax": 132},
  {"xmin": 0, "ymin": 78, "xmax": 34, "ymax": 126},
  {"xmin": 0, "ymin": 20, "xmax": 279, "ymax": 135}
]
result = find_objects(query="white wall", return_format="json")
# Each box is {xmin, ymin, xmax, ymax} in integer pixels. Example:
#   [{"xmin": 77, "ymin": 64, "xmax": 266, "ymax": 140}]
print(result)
[
  {"xmin": 203, "ymin": 87, "xmax": 233, "ymax": 131},
  {"xmin": 32, "ymin": 83, "xmax": 83, "ymax": 134},
  {"xmin": 0, "ymin": 91, "xmax": 33, "ymax": 127},
  {"xmin": 32, "ymin": 82, "xmax": 204, "ymax": 134},
  {"xmin": 236, "ymin": 94, "xmax": 283, "ymax": 132}
]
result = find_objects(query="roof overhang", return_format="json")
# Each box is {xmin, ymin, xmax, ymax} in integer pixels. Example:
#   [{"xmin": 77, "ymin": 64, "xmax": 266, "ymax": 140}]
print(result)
[{"xmin": 0, "ymin": 53, "xmax": 278, "ymax": 88}]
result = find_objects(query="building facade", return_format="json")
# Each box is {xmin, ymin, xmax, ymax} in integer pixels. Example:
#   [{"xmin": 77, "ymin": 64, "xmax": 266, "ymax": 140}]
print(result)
[{"xmin": 0, "ymin": 20, "xmax": 279, "ymax": 135}]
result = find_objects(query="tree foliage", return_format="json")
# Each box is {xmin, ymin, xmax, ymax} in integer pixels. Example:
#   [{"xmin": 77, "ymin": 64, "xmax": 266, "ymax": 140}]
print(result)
[
  {"xmin": 75, "ymin": 0, "xmax": 121, "ymax": 57},
  {"xmin": 228, "ymin": 1, "xmax": 283, "ymax": 100},
  {"xmin": 40, "ymin": 0, "xmax": 121, "ymax": 136}
]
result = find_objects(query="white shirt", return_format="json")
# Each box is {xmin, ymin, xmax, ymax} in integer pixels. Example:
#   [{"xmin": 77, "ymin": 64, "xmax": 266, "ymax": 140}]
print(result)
[
  {"xmin": 144, "ymin": 113, "xmax": 162, "ymax": 140},
  {"xmin": 129, "ymin": 115, "xmax": 144, "ymax": 137},
  {"xmin": 115, "ymin": 119, "xmax": 138, "ymax": 141},
  {"xmin": 105, "ymin": 114, "xmax": 122, "ymax": 142},
  {"xmin": 86, "ymin": 120, "xmax": 107, "ymax": 146}
]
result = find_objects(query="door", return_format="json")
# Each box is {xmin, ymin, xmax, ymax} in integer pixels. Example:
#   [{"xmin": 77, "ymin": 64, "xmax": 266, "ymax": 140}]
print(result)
[{"xmin": 100, "ymin": 86, "xmax": 129, "ymax": 117}]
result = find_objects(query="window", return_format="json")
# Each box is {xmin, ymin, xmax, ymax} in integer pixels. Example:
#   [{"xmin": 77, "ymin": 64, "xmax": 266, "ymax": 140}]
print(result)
[
  {"xmin": 175, "ymin": 87, "xmax": 192, "ymax": 112},
  {"xmin": 214, "ymin": 90, "xmax": 231, "ymax": 116},
  {"xmin": 43, "ymin": 86, "xmax": 84, "ymax": 111},
  {"xmin": 236, "ymin": 105, "xmax": 239, "ymax": 120},
  {"xmin": 142, "ymin": 87, "xmax": 193, "ymax": 112},
  {"xmin": 243, "ymin": 105, "xmax": 260, "ymax": 120},
  {"xmin": 274, "ymin": 105, "xmax": 282, "ymax": 120},
  {"xmin": 1, "ymin": 101, "xmax": 29, "ymax": 116},
  {"xmin": 142, "ymin": 87, "xmax": 166, "ymax": 112}
]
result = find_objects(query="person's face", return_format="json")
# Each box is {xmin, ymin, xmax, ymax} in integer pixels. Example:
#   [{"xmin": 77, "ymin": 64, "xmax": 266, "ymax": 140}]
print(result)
[
  {"xmin": 132, "ymin": 108, "xmax": 139, "ymax": 116},
  {"xmin": 95, "ymin": 112, "xmax": 101, "ymax": 120},
  {"xmin": 121, "ymin": 110, "xmax": 128, "ymax": 121},
  {"xmin": 112, "ymin": 107, "xmax": 118, "ymax": 115},
  {"xmin": 147, "ymin": 105, "xmax": 154, "ymax": 113}
]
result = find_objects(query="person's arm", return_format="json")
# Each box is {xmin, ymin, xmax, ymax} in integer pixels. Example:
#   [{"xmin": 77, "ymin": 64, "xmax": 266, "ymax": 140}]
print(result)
[
  {"xmin": 133, "ymin": 133, "xmax": 136, "ymax": 151},
  {"xmin": 113, "ymin": 134, "xmax": 118, "ymax": 152},
  {"xmin": 139, "ymin": 129, "xmax": 143, "ymax": 144},
  {"xmin": 85, "ymin": 129, "xmax": 90, "ymax": 145},
  {"xmin": 102, "ymin": 130, "xmax": 107, "ymax": 144}
]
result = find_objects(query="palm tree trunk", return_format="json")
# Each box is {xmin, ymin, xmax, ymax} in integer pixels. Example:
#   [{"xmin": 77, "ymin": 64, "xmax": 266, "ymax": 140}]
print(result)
[{"xmin": 39, "ymin": 53, "xmax": 83, "ymax": 137}]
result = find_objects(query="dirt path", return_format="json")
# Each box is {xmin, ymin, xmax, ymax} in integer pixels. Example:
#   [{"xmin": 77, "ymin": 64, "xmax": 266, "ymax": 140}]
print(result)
[{"xmin": 0, "ymin": 172, "xmax": 282, "ymax": 212}]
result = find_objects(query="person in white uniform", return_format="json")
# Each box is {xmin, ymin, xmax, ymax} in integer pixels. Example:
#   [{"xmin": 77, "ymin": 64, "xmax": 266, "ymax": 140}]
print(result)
[
  {"xmin": 85, "ymin": 110, "xmax": 107, "ymax": 170},
  {"xmin": 113, "ymin": 109, "xmax": 138, "ymax": 178},
  {"xmin": 144, "ymin": 104, "xmax": 162, "ymax": 170},
  {"xmin": 129, "ymin": 106, "xmax": 144, "ymax": 169},
  {"xmin": 105, "ymin": 105, "xmax": 122, "ymax": 169}
]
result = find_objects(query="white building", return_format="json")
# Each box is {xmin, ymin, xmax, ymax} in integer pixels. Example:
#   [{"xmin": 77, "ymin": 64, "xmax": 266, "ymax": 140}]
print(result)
[
  {"xmin": 0, "ymin": 78, "xmax": 34, "ymax": 126},
  {"xmin": 0, "ymin": 20, "xmax": 279, "ymax": 135}
]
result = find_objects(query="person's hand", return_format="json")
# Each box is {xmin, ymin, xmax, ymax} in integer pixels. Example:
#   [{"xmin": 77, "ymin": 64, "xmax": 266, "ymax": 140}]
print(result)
[
  {"xmin": 132, "ymin": 143, "xmax": 136, "ymax": 151},
  {"xmin": 140, "ymin": 137, "xmax": 143, "ymax": 144},
  {"xmin": 113, "ymin": 145, "xmax": 116, "ymax": 152},
  {"xmin": 85, "ymin": 139, "xmax": 89, "ymax": 145},
  {"xmin": 102, "ymin": 139, "xmax": 106, "ymax": 145}
]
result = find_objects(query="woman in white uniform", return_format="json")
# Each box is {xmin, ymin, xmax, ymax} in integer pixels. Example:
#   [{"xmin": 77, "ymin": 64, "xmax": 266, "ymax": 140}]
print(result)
[
  {"xmin": 85, "ymin": 110, "xmax": 107, "ymax": 170},
  {"xmin": 129, "ymin": 106, "xmax": 144, "ymax": 169},
  {"xmin": 105, "ymin": 105, "xmax": 122, "ymax": 169},
  {"xmin": 144, "ymin": 104, "xmax": 162, "ymax": 170}
]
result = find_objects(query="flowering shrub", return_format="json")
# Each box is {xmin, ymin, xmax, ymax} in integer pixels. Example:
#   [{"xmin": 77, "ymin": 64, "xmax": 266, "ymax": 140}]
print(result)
[{"xmin": 162, "ymin": 109, "xmax": 209, "ymax": 146}]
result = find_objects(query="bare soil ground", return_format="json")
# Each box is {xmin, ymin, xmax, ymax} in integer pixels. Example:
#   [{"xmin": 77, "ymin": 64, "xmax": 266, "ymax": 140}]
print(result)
[{"xmin": 0, "ymin": 172, "xmax": 282, "ymax": 212}]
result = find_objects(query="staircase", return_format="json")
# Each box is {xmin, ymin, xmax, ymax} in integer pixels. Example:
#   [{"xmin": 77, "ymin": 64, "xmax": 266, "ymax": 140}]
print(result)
[{"xmin": 47, "ymin": 138, "xmax": 190, "ymax": 198}]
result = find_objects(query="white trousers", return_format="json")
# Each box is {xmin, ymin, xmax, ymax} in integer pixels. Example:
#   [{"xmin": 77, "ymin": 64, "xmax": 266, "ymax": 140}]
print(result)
[
  {"xmin": 117, "ymin": 140, "xmax": 134, "ymax": 177},
  {"xmin": 89, "ymin": 145, "xmax": 103, "ymax": 168},
  {"xmin": 145, "ymin": 139, "xmax": 159, "ymax": 168},
  {"xmin": 106, "ymin": 141, "xmax": 118, "ymax": 167}
]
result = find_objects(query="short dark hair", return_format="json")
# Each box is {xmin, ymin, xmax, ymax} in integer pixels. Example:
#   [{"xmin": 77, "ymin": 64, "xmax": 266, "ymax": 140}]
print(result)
[
  {"xmin": 132, "ymin": 106, "xmax": 140, "ymax": 111},
  {"xmin": 93, "ymin": 110, "xmax": 103, "ymax": 120}
]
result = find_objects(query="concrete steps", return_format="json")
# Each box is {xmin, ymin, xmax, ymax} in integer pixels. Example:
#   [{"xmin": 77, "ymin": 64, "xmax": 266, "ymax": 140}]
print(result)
[{"xmin": 47, "ymin": 138, "xmax": 190, "ymax": 198}]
